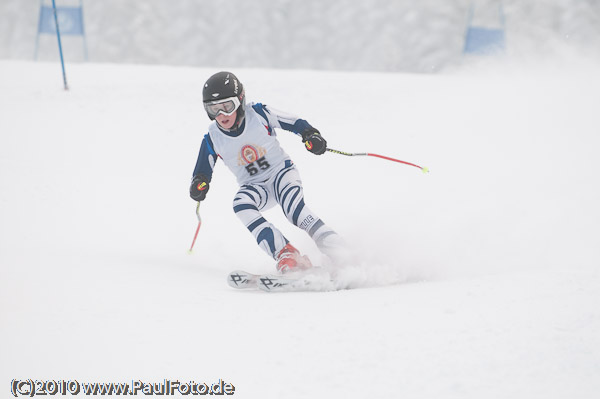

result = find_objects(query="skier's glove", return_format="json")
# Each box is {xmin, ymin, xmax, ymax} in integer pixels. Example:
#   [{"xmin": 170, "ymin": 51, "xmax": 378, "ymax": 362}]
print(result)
[
  {"xmin": 301, "ymin": 128, "xmax": 327, "ymax": 155},
  {"xmin": 190, "ymin": 174, "xmax": 210, "ymax": 201}
]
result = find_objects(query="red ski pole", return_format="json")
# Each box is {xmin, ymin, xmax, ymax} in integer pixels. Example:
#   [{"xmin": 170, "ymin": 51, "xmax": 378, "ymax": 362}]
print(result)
[
  {"xmin": 326, "ymin": 148, "xmax": 429, "ymax": 173},
  {"xmin": 188, "ymin": 202, "xmax": 202, "ymax": 253}
]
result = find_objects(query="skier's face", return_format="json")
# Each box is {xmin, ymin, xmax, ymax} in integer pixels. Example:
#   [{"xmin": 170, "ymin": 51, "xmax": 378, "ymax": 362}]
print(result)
[{"xmin": 216, "ymin": 110, "xmax": 237, "ymax": 130}]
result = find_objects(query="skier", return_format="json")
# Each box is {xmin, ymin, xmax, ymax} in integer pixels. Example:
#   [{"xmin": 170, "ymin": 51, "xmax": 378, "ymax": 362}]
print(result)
[{"xmin": 190, "ymin": 71, "xmax": 342, "ymax": 273}]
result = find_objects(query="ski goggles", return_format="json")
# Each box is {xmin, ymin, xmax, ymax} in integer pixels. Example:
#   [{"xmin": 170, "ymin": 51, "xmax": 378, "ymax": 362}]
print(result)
[{"xmin": 204, "ymin": 96, "xmax": 241, "ymax": 118}]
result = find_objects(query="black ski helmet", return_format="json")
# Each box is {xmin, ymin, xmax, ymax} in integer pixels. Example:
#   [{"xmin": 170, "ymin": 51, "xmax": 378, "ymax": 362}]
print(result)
[{"xmin": 202, "ymin": 71, "xmax": 246, "ymax": 127}]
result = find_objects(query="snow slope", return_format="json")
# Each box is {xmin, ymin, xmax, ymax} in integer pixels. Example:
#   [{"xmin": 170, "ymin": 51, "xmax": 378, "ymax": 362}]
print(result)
[{"xmin": 1, "ymin": 60, "xmax": 599, "ymax": 398}]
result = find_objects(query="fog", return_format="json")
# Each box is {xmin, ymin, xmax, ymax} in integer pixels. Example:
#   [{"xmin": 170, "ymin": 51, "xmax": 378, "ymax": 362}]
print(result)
[{"xmin": 2, "ymin": 0, "xmax": 600, "ymax": 72}]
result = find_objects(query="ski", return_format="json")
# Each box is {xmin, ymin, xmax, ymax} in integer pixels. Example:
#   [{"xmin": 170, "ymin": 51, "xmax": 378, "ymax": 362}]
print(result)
[
  {"xmin": 256, "ymin": 274, "xmax": 312, "ymax": 292},
  {"xmin": 227, "ymin": 270, "xmax": 259, "ymax": 289},
  {"xmin": 227, "ymin": 269, "xmax": 329, "ymax": 292}
]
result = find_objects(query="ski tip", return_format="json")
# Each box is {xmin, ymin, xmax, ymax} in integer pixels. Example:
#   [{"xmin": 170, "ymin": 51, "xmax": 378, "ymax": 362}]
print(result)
[
  {"xmin": 421, "ymin": 166, "xmax": 430, "ymax": 174},
  {"xmin": 227, "ymin": 270, "xmax": 258, "ymax": 289}
]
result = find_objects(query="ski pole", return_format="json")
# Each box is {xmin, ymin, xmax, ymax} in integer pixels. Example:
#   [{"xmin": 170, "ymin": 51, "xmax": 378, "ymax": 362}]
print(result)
[
  {"xmin": 188, "ymin": 202, "xmax": 202, "ymax": 253},
  {"xmin": 326, "ymin": 147, "xmax": 429, "ymax": 173}
]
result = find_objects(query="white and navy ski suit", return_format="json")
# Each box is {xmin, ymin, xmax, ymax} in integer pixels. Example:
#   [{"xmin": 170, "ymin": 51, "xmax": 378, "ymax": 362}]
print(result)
[{"xmin": 192, "ymin": 102, "xmax": 337, "ymax": 259}]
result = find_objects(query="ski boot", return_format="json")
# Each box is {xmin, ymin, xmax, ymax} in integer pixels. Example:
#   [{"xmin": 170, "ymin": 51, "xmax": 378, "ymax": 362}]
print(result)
[{"xmin": 275, "ymin": 243, "xmax": 312, "ymax": 273}]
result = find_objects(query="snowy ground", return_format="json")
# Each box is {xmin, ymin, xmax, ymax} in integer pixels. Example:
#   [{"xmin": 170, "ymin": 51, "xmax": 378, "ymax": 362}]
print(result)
[{"xmin": 1, "ymin": 60, "xmax": 599, "ymax": 398}]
